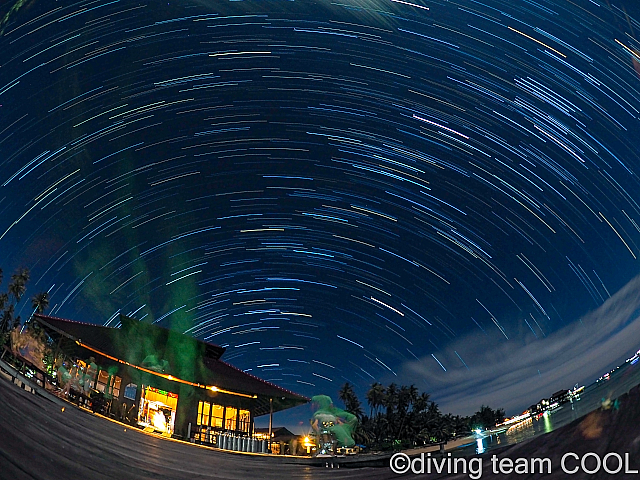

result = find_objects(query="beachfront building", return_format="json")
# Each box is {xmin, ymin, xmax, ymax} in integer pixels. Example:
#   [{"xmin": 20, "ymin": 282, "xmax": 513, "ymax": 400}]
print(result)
[{"xmin": 31, "ymin": 313, "xmax": 309, "ymax": 445}]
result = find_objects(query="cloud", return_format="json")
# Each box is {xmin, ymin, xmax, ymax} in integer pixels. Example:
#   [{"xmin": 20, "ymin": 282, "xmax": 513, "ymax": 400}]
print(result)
[{"xmin": 399, "ymin": 274, "xmax": 640, "ymax": 416}]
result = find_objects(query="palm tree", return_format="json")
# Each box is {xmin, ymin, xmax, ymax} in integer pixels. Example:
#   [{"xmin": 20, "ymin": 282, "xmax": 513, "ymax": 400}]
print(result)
[
  {"xmin": 413, "ymin": 391, "xmax": 430, "ymax": 413},
  {"xmin": 8, "ymin": 268, "xmax": 29, "ymax": 303},
  {"xmin": 351, "ymin": 421, "xmax": 373, "ymax": 447},
  {"xmin": 0, "ymin": 304, "xmax": 14, "ymax": 333},
  {"xmin": 16, "ymin": 268, "xmax": 29, "ymax": 284},
  {"xmin": 408, "ymin": 385, "xmax": 419, "ymax": 405},
  {"xmin": 0, "ymin": 293, "xmax": 8, "ymax": 312},
  {"xmin": 471, "ymin": 405, "xmax": 502, "ymax": 430},
  {"xmin": 384, "ymin": 383, "xmax": 398, "ymax": 417},
  {"xmin": 427, "ymin": 400, "xmax": 441, "ymax": 418},
  {"xmin": 31, "ymin": 292, "xmax": 49, "ymax": 314},
  {"xmin": 395, "ymin": 385, "xmax": 418, "ymax": 441},
  {"xmin": 8, "ymin": 282, "xmax": 23, "ymax": 303},
  {"xmin": 438, "ymin": 415, "xmax": 452, "ymax": 441},
  {"xmin": 366, "ymin": 382, "xmax": 386, "ymax": 417},
  {"xmin": 381, "ymin": 383, "xmax": 400, "ymax": 443},
  {"xmin": 451, "ymin": 415, "xmax": 470, "ymax": 439},
  {"xmin": 339, "ymin": 382, "xmax": 355, "ymax": 406},
  {"xmin": 338, "ymin": 382, "xmax": 364, "ymax": 419}
]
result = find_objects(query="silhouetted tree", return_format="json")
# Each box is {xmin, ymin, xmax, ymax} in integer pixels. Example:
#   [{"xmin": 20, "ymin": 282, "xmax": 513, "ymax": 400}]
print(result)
[
  {"xmin": 0, "ymin": 305, "xmax": 14, "ymax": 334},
  {"xmin": 366, "ymin": 382, "xmax": 385, "ymax": 417},
  {"xmin": 0, "ymin": 293, "xmax": 7, "ymax": 312},
  {"xmin": 0, "ymin": 268, "xmax": 49, "ymax": 346},
  {"xmin": 338, "ymin": 382, "xmax": 364, "ymax": 420},
  {"xmin": 351, "ymin": 382, "xmax": 497, "ymax": 451},
  {"xmin": 31, "ymin": 291, "xmax": 49, "ymax": 314},
  {"xmin": 470, "ymin": 405, "xmax": 505, "ymax": 430},
  {"xmin": 8, "ymin": 268, "xmax": 29, "ymax": 303}
]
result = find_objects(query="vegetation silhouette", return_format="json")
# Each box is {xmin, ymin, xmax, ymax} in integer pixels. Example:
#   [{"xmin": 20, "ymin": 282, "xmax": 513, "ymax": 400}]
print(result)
[
  {"xmin": 337, "ymin": 381, "xmax": 504, "ymax": 450},
  {"xmin": 0, "ymin": 267, "xmax": 50, "ymax": 361},
  {"xmin": 0, "ymin": 267, "xmax": 42, "ymax": 336}
]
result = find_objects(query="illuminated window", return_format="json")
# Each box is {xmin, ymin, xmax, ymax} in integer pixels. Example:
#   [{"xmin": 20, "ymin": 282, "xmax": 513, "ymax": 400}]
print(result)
[
  {"xmin": 96, "ymin": 370, "xmax": 109, "ymax": 392},
  {"xmin": 96, "ymin": 370, "xmax": 122, "ymax": 398},
  {"xmin": 238, "ymin": 409, "xmax": 250, "ymax": 433},
  {"xmin": 197, "ymin": 402, "xmax": 224, "ymax": 429},
  {"xmin": 112, "ymin": 376, "xmax": 121, "ymax": 398},
  {"xmin": 211, "ymin": 404, "xmax": 224, "ymax": 428},
  {"xmin": 225, "ymin": 406, "xmax": 237, "ymax": 430},
  {"xmin": 203, "ymin": 402, "xmax": 210, "ymax": 427}
]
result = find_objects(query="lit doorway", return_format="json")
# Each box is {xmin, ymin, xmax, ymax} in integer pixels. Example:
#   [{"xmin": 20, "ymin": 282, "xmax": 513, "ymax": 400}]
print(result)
[{"xmin": 138, "ymin": 385, "xmax": 178, "ymax": 436}]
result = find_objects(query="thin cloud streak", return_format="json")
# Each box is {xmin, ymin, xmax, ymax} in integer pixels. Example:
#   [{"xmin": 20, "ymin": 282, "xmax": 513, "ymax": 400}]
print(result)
[{"xmin": 401, "ymin": 274, "xmax": 640, "ymax": 415}]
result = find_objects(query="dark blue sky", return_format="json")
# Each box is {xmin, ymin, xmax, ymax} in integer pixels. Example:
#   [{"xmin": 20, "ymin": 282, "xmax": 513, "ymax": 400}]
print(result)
[{"xmin": 2, "ymin": 0, "xmax": 640, "ymax": 426}]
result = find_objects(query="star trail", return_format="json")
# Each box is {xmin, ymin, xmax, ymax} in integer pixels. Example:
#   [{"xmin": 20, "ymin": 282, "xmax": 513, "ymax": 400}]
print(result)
[{"xmin": 1, "ymin": 0, "xmax": 640, "ymax": 414}]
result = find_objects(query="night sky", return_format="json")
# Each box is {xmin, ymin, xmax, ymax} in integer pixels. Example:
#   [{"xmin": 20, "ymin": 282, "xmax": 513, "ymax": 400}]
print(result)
[{"xmin": 2, "ymin": 0, "xmax": 640, "ymax": 424}]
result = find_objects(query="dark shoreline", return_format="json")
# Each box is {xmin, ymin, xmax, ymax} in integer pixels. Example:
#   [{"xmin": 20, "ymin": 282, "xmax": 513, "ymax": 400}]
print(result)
[{"xmin": 394, "ymin": 383, "xmax": 640, "ymax": 479}]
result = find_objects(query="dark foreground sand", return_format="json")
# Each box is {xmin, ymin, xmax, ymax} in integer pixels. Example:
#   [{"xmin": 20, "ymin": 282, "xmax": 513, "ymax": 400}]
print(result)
[
  {"xmin": 0, "ymin": 376, "xmax": 388, "ymax": 480},
  {"xmin": 2, "ymin": 374, "xmax": 640, "ymax": 479}
]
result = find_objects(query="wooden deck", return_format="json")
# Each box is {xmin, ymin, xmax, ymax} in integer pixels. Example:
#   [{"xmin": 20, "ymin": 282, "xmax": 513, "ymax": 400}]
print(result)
[{"xmin": 0, "ymin": 374, "xmax": 400, "ymax": 479}]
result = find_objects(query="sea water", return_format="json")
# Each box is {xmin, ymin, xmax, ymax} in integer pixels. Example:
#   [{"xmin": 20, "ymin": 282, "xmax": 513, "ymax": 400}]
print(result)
[{"xmin": 455, "ymin": 359, "xmax": 640, "ymax": 456}]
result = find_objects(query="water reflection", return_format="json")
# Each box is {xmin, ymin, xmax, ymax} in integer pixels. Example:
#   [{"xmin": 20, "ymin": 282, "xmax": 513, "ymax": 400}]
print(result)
[
  {"xmin": 470, "ymin": 417, "xmax": 553, "ymax": 456},
  {"xmin": 543, "ymin": 412, "xmax": 553, "ymax": 433},
  {"xmin": 459, "ymin": 360, "xmax": 640, "ymax": 457}
]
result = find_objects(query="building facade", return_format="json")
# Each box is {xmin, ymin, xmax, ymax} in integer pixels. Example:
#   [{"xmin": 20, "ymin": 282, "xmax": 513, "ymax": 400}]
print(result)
[{"xmin": 33, "ymin": 313, "xmax": 309, "ymax": 443}]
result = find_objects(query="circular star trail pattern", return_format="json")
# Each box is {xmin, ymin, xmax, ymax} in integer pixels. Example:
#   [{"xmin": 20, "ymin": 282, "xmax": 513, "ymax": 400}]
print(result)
[{"xmin": 1, "ymin": 0, "xmax": 640, "ymax": 401}]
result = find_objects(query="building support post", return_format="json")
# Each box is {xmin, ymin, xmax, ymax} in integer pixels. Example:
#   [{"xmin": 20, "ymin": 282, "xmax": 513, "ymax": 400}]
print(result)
[{"xmin": 268, "ymin": 397, "xmax": 273, "ymax": 453}]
